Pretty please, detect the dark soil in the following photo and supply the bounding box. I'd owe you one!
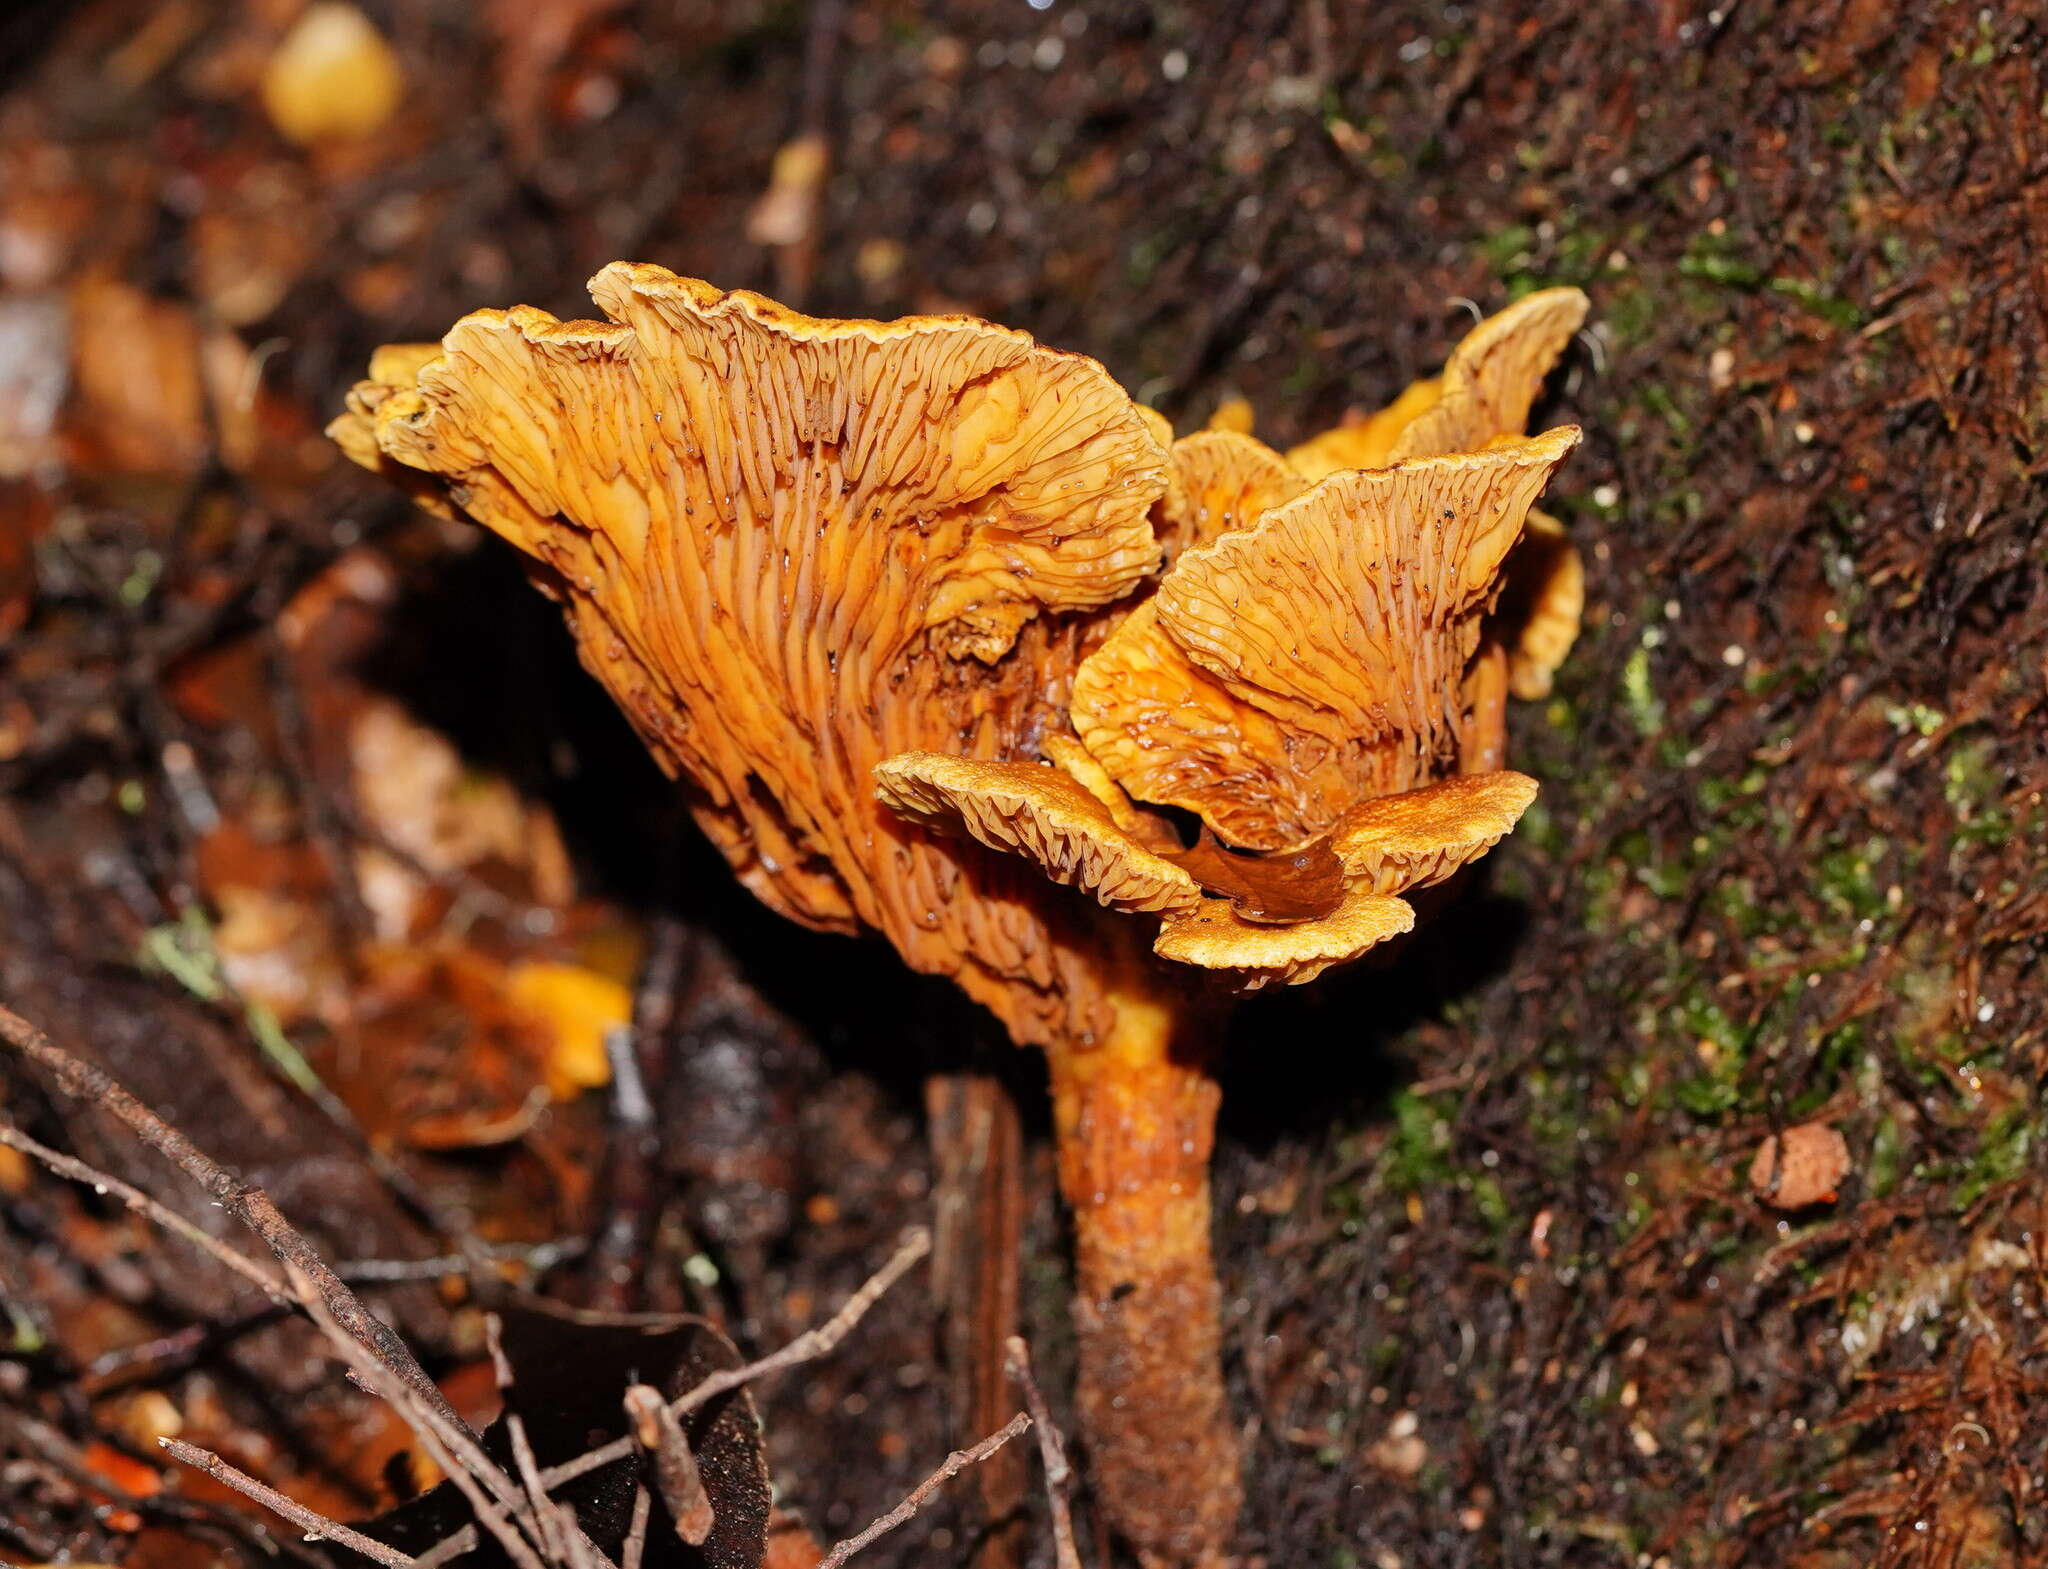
[4,3,2046,1567]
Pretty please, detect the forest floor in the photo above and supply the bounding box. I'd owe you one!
[3,2,2047,1567]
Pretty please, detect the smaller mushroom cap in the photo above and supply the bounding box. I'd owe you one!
[1040,731,1177,849]
[1154,884,1415,990]
[367,341,442,387]
[1204,395,1256,435]
[1329,772,1539,895]
[1286,377,1443,482]
[875,753,1202,917]
[1282,290,1590,730]
[1498,509,1583,700]
[1072,427,1580,850]
[1387,288,1590,464]
[1155,430,1309,567]
[1287,288,1588,480]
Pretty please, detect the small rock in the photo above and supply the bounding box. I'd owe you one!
[1749,1122,1851,1209]
[1366,1410,1427,1479]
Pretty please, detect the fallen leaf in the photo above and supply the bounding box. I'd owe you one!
[504,959,627,1098]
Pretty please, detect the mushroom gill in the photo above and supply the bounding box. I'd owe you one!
[333,265,1584,1568]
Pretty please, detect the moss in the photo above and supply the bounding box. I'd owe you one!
[1677,228,1763,289]
[1622,645,1665,735]
[1384,1088,1454,1193]
[1478,222,1539,280]
[1814,836,1891,924]
[1954,1105,2034,1209]
[1126,231,1170,286]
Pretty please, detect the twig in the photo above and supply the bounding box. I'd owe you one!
[588,908,687,1310]
[487,1315,569,1565]
[620,1485,652,1569]
[814,1413,1032,1569]
[483,1315,622,1569]
[410,1527,479,1569]
[159,1438,416,1569]
[304,1294,550,1569]
[625,1384,713,1544]
[0,1003,462,1430]
[540,1226,931,1490]
[339,1237,586,1283]
[1004,1336,1083,1569]
[0,1115,288,1306]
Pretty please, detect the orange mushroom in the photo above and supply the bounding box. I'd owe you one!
[1289,287,1591,702]
[332,266,1582,1567]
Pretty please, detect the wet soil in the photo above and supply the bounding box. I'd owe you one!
[4,3,2047,1567]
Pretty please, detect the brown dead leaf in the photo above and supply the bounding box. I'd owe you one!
[66,276,207,478]
[486,0,629,164]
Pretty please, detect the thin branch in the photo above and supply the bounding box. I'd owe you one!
[159,1439,416,1569]
[488,1315,569,1566]
[625,1384,712,1545]
[541,1226,931,1491]
[1005,1336,1083,1569]
[339,1237,585,1283]
[620,1485,651,1569]
[311,1298,551,1569]
[410,1526,479,1569]
[484,1315,621,1569]
[0,1003,460,1429]
[815,1413,1032,1569]
[0,1115,288,1305]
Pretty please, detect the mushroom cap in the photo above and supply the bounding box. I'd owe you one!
[1204,394,1256,435]
[1385,287,1589,465]
[874,752,1201,917]
[1153,884,1416,990]
[333,264,1169,1049]
[1154,429,1308,568]
[1499,508,1583,700]
[1281,290,1591,714]
[1286,376,1443,482]
[1040,730,1178,850]
[1330,771,1539,894]
[1071,427,1580,851]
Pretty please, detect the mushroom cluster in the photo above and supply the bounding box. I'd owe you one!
[332,265,1586,1567]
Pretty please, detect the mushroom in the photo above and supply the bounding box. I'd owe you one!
[331,266,1581,1567]
[1288,287,1590,701]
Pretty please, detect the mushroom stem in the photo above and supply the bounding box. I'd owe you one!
[1045,993,1238,1568]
